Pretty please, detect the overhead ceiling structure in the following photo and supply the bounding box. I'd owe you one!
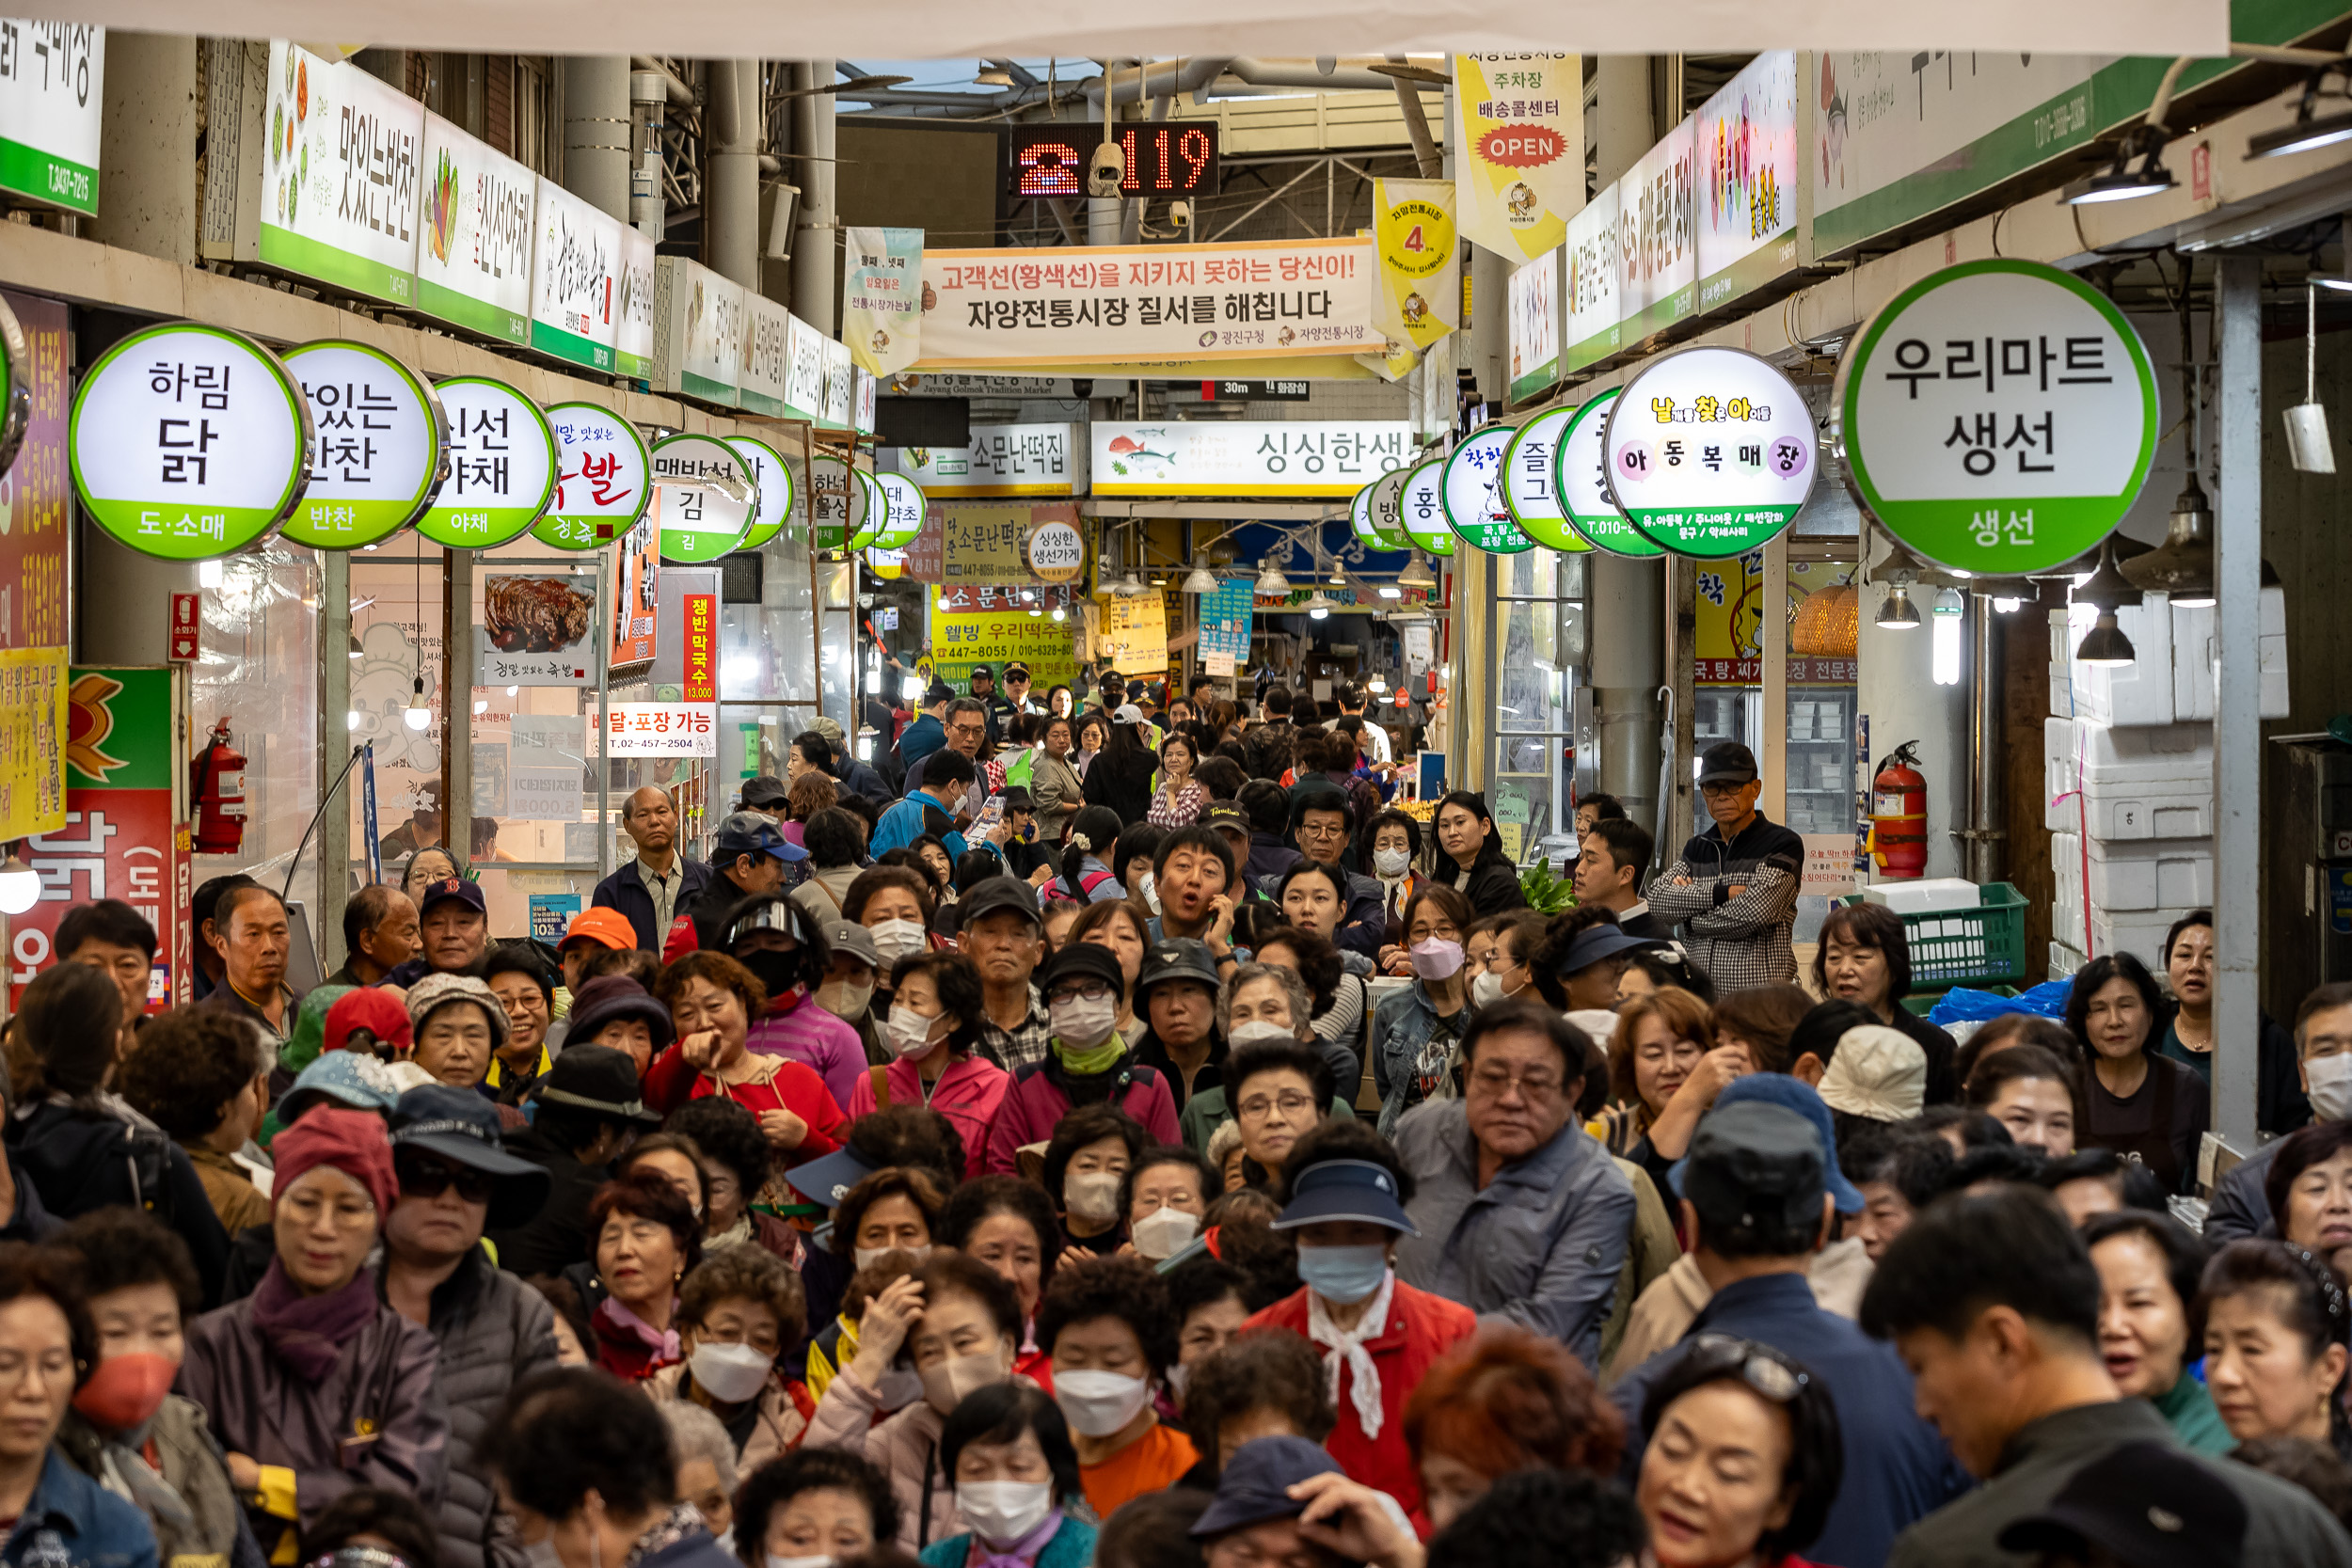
[25,0,2228,56]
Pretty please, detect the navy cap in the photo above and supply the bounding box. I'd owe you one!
[417,877,486,917]
[787,1143,882,1208]
[1271,1157,1417,1236]
[714,811,807,864]
[1191,1437,1344,1539]
[1555,920,1661,977]
[389,1085,549,1229]
[1697,740,1759,786]
[1710,1072,1868,1213]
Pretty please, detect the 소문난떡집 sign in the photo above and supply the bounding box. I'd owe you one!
[70,320,312,562]
[413,375,556,548]
[1603,347,1817,560]
[1834,257,2158,577]
[533,403,650,552]
[279,341,448,550]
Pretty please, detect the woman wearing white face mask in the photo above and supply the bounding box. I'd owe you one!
[804,1254,1033,1556]
[1175,962,1360,1160]
[848,869,941,1005]
[1370,887,1476,1138]
[922,1383,1095,1568]
[1365,810,1429,978]
[800,1170,950,1401]
[1038,1256,1200,1518]
[845,953,1009,1182]
[1243,1119,1475,1520]
[1041,1104,1146,1257]
[649,1248,811,1470]
[1470,912,1546,1014]
[1118,1148,1216,1265]
[981,943,1181,1176]
[484,1368,738,1568]
[732,1448,898,1568]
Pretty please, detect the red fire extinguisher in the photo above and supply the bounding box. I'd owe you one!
[1868,741,1928,881]
[190,718,247,857]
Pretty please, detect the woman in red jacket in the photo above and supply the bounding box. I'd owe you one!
[646,951,848,1170]
[1241,1118,1474,1521]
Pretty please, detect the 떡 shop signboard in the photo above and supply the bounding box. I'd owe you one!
[890,423,1083,498]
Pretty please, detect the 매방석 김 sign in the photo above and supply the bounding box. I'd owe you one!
[279,341,449,550]
[70,321,312,562]
[1604,346,1816,560]
[650,434,754,563]
[1835,258,2158,576]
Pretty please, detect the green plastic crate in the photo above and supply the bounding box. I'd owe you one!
[1841,882,2029,991]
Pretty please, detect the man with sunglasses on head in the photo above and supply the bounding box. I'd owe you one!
[381,1085,558,1568]
[1644,741,1804,990]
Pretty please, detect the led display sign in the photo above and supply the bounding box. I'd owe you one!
[1010,123,1217,200]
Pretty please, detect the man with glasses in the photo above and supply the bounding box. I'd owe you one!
[1608,1082,1966,1568]
[1391,998,1633,1371]
[904,697,993,816]
[984,942,1180,1172]
[1645,740,1804,989]
[380,1085,557,1568]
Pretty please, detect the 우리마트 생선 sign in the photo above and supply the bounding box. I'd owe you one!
[70,322,311,561]
[414,376,556,548]
[1604,347,1816,559]
[279,341,449,549]
[1440,425,1534,553]
[533,403,649,551]
[1834,257,2157,576]
[1555,390,1661,558]
[1502,405,1591,554]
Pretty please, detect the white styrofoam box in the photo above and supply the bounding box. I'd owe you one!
[2053,830,2083,929]
[2067,599,2177,727]
[1861,877,1984,915]
[2048,609,2074,718]
[2042,716,2214,838]
[2050,941,2087,980]
[2084,833,2214,912]
[2090,907,2177,965]
[2168,585,2291,721]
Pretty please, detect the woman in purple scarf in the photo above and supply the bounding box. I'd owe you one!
[920,1383,1096,1568]
[178,1105,450,1561]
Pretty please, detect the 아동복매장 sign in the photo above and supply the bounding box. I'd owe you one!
[415,112,533,345]
[1605,345,1817,559]
[279,340,449,549]
[260,42,421,308]
[533,403,649,552]
[1451,55,1583,262]
[0,22,103,216]
[1555,390,1661,559]
[1440,425,1534,554]
[414,376,556,548]
[71,322,312,562]
[1834,258,2157,576]
[650,434,754,563]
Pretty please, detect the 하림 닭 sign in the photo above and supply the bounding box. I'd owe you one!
[533,403,650,551]
[1554,390,1660,558]
[414,376,557,548]
[1501,404,1591,553]
[1834,257,2158,576]
[279,341,448,549]
[1439,425,1534,553]
[1603,347,1816,559]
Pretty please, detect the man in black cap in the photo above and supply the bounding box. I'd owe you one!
[1000,661,1041,720]
[967,663,1007,746]
[663,811,807,958]
[1133,938,1226,1111]
[960,876,1054,1069]
[380,1085,557,1568]
[1611,1095,1965,1568]
[385,876,492,986]
[1646,739,1804,989]
[739,774,791,822]
[1998,1441,2248,1568]
[488,1043,661,1276]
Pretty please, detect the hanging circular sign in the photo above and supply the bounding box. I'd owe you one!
[1440,425,1535,554]
[724,435,794,550]
[1554,390,1661,558]
[1603,347,1818,560]
[1359,467,1415,552]
[1501,405,1592,553]
[872,471,928,550]
[1836,257,2159,575]
[1397,456,1454,557]
[70,321,312,562]
[0,294,29,484]
[278,341,449,551]
[808,455,864,552]
[866,546,905,580]
[1026,517,1085,583]
[849,470,887,549]
[531,403,649,552]
[415,376,557,549]
[651,434,755,562]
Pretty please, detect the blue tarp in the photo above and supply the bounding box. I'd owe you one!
[1927,977,2075,1027]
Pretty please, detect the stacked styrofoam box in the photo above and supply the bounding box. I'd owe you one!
[2056,587,2292,727]
[2043,703,2216,975]
[2166,586,2292,721]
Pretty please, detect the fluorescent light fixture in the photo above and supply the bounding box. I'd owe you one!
[2062,125,2176,205]
[1931,588,1965,686]
[2249,105,2352,161]
[1378,585,1403,599]
[1397,552,1437,591]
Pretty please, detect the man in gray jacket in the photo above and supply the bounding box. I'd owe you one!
[1392,999,1635,1370]
[381,1086,560,1568]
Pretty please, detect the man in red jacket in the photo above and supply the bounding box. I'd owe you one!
[984,942,1179,1173]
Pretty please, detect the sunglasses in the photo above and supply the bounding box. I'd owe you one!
[396,1152,496,1204]
[1685,1334,1811,1402]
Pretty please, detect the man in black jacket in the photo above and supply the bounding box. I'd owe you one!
[663,813,803,958]
[1646,741,1804,990]
[487,1046,660,1277]
[590,785,712,953]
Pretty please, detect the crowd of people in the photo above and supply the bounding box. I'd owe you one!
[0,664,2346,1568]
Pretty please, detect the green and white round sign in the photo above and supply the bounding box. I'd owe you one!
[1553,391,1661,558]
[1502,405,1592,553]
[279,341,449,550]
[1397,456,1454,557]
[1359,468,1415,552]
[1440,425,1534,553]
[533,404,650,552]
[1836,257,2158,575]
[809,455,865,552]
[71,321,312,561]
[651,434,755,562]
[1603,345,1817,561]
[725,435,794,550]
[849,470,887,550]
[872,471,928,549]
[416,377,557,548]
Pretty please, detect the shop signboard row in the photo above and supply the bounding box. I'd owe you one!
[61,319,932,564]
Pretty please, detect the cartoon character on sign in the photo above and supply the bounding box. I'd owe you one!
[350,622,440,772]
[1506,182,1538,219]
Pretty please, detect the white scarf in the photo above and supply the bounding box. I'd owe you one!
[1306,1269,1395,1441]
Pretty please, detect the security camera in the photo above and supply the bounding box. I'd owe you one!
[1168,199,1193,231]
[1089,141,1125,197]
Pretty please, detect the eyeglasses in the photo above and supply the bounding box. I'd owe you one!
[1236,1092,1314,1119]
[396,1153,496,1204]
[1048,982,1113,1006]
[1468,1064,1562,1100]
[1685,1334,1810,1402]
[1700,782,1753,800]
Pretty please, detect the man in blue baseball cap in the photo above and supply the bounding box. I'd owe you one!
[1610,1083,1968,1568]
[663,811,808,958]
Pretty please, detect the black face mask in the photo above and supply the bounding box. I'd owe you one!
[737,947,802,998]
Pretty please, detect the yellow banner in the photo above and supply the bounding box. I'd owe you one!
[1101,594,1168,676]
[1371,179,1458,354]
[1452,55,1584,261]
[0,645,68,839]
[925,594,1081,691]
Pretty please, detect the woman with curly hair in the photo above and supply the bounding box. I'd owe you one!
[1037,1255,1197,1518]
[1404,1325,1626,1530]
[650,1245,813,1468]
[647,951,848,1166]
[733,1447,900,1568]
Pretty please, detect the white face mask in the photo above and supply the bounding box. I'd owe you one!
[2312,1053,2352,1122]
[1228,1019,1295,1047]
[869,918,929,963]
[1049,994,1120,1052]
[956,1481,1056,1548]
[884,1006,943,1059]
[816,978,873,1021]
[1374,847,1412,879]
[1063,1170,1121,1225]
[1470,971,1507,1009]
[920,1347,1008,1415]
[769,1556,833,1568]
[1131,1207,1200,1261]
[853,1243,933,1273]
[687,1339,772,1404]
[1053,1369,1152,1436]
